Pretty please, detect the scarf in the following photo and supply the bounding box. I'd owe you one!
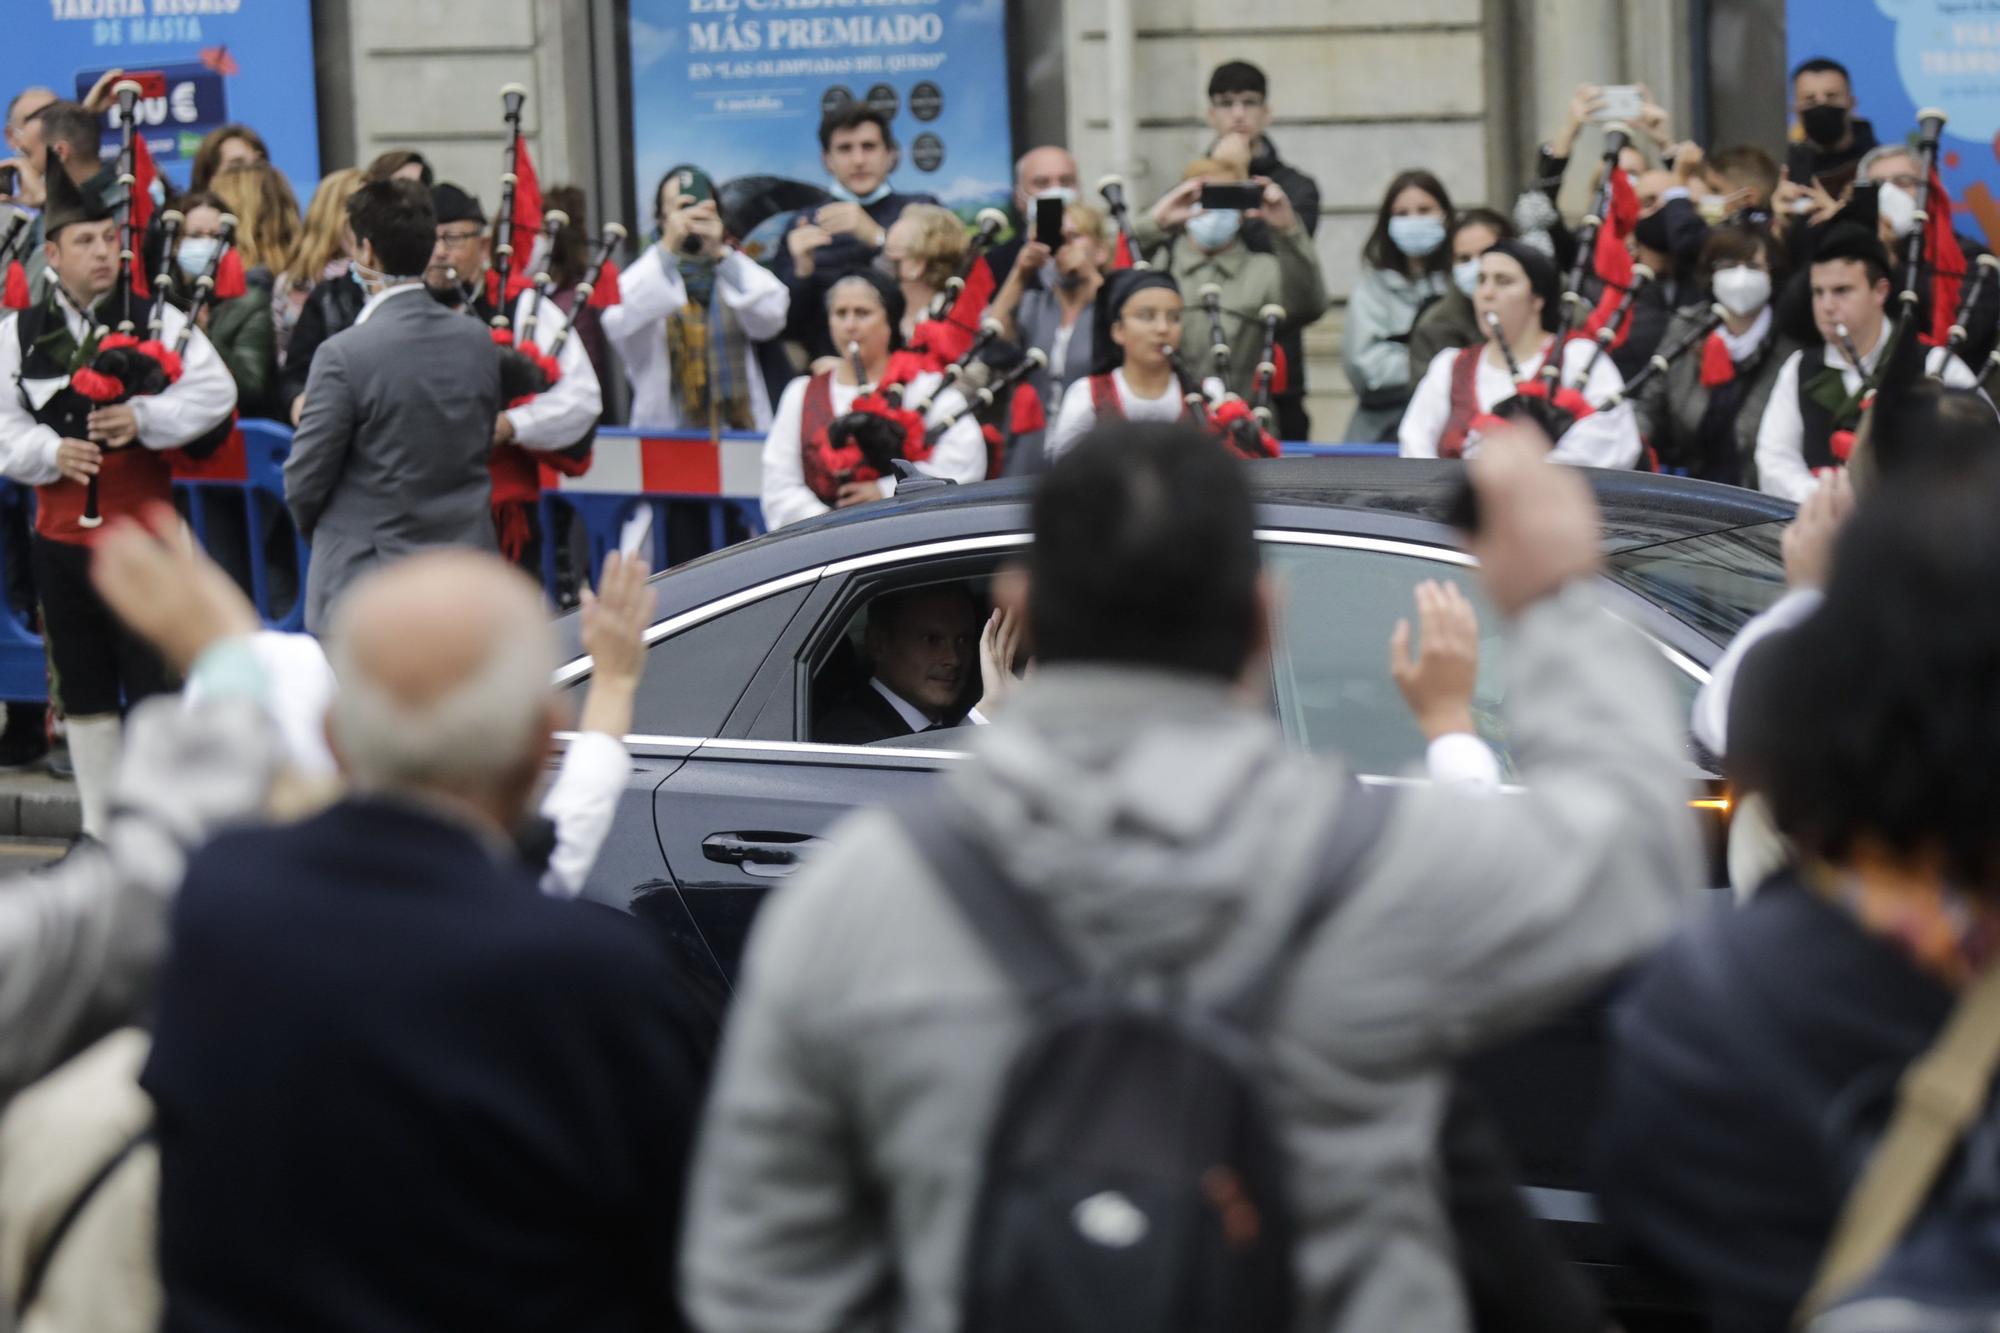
[668,257,754,436]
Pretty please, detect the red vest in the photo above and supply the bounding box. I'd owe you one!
[1087,372,1188,424]
[1435,345,1487,460]
[37,450,173,546]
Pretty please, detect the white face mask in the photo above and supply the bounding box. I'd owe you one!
[1711,264,1772,318]
[1877,180,1919,239]
[1452,257,1481,298]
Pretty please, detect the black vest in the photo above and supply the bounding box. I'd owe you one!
[1794,348,1868,472]
[13,292,156,439]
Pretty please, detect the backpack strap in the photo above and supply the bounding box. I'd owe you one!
[894,791,1085,1003]
[1795,953,2000,1326]
[1212,782,1392,1026]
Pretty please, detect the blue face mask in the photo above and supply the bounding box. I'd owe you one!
[1186,208,1242,252]
[176,236,222,279]
[828,179,893,207]
[1388,214,1447,259]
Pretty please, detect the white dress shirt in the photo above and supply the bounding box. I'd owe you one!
[759,370,987,530]
[0,285,237,485]
[1398,338,1641,469]
[1754,333,1982,502]
[502,287,603,450]
[1045,368,1187,461]
[602,246,789,431]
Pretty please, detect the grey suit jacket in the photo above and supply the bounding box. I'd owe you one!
[285,288,502,632]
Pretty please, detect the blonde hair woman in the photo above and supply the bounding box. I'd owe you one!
[208,161,302,277]
[880,203,968,340]
[273,167,364,363]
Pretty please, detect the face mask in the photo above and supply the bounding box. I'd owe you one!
[1877,180,1919,238]
[351,256,399,297]
[1711,265,1771,318]
[1186,208,1242,252]
[829,179,893,207]
[1452,257,1481,298]
[873,253,900,279]
[1388,214,1446,259]
[175,236,222,278]
[1800,104,1849,148]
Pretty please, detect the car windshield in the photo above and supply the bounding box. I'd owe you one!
[1603,522,1789,643]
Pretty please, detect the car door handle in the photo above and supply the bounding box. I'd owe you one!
[702,832,820,869]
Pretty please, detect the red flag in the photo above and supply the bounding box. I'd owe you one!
[1606,166,1639,239]
[128,133,156,297]
[1113,232,1135,270]
[588,257,621,308]
[213,247,246,300]
[1008,381,1045,435]
[3,261,26,310]
[943,255,996,331]
[1921,168,1965,349]
[1580,169,1640,346]
[1271,344,1288,394]
[510,138,543,281]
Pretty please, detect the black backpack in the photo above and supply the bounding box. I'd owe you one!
[894,784,1388,1333]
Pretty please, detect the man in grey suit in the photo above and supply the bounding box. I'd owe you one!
[285,179,501,633]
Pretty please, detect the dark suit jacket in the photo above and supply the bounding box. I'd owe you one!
[285,288,503,631]
[142,798,705,1333]
[815,680,921,745]
[768,189,940,358]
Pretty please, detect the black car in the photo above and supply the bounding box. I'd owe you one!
[554,457,1791,1324]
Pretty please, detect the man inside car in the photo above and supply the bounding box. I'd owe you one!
[815,584,1023,744]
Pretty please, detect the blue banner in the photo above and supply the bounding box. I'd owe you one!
[1,2,319,196]
[1787,0,2000,247]
[627,0,1013,256]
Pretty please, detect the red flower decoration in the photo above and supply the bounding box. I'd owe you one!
[1209,397,1280,459]
[490,328,515,347]
[1830,429,1857,462]
[136,340,183,384]
[69,367,124,403]
[97,333,140,352]
[3,261,28,312]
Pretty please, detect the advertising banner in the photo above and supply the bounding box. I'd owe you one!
[1788,0,2000,245]
[2,2,319,195]
[628,0,1013,254]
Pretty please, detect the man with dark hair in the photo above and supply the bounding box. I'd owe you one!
[1783,57,1878,197]
[1201,58,1322,439]
[284,179,502,631]
[1754,223,1984,501]
[814,583,1007,744]
[770,103,939,359]
[684,419,1702,1333]
[364,147,432,186]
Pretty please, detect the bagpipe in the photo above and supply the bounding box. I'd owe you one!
[1097,175,1148,271]
[807,340,937,495]
[70,81,202,528]
[1169,288,1282,459]
[1543,122,1643,397]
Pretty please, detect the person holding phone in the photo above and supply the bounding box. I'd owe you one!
[1341,170,1456,442]
[1129,158,1327,416]
[988,201,1112,435]
[1779,58,1879,212]
[603,164,790,433]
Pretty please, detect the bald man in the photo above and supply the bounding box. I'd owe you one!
[144,550,705,1333]
[984,144,1081,286]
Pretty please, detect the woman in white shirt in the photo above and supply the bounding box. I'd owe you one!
[1399,239,1641,469]
[1045,270,1198,460]
[759,268,986,529]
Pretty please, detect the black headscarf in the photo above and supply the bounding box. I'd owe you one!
[1089,269,1182,376]
[824,265,907,353]
[1484,238,1562,333]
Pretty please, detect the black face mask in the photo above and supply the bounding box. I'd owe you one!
[1800,104,1850,148]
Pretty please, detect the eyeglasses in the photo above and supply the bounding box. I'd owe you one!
[435,229,485,246]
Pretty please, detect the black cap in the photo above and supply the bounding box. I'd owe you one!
[1485,238,1562,333]
[42,165,113,240]
[1813,221,1891,280]
[1090,269,1181,375]
[429,182,487,228]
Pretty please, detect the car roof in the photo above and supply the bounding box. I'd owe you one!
[553,458,1793,657]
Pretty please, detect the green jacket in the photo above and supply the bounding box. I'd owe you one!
[1131,212,1328,397]
[199,289,276,419]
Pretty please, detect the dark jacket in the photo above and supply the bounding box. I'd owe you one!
[279,272,366,418]
[1595,873,1954,1333]
[186,284,276,419]
[1243,134,1322,438]
[142,797,707,1333]
[768,189,940,359]
[1408,288,1479,377]
[1785,117,1881,193]
[1632,303,1797,487]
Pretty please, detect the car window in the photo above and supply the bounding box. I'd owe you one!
[585,584,813,737]
[1263,542,1703,778]
[1604,522,1788,643]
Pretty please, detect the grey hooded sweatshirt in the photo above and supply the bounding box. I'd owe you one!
[681,582,1700,1333]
